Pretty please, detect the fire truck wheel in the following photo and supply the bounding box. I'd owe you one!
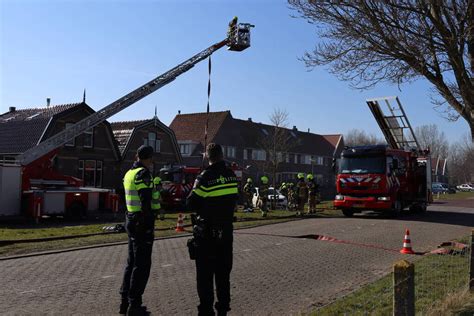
[410,203,427,213]
[342,209,354,217]
[66,202,87,220]
[391,199,402,217]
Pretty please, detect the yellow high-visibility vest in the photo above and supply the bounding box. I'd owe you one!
[123,167,154,213]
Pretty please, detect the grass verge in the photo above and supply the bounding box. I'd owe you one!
[313,236,471,315]
[0,201,336,257]
[433,191,474,200]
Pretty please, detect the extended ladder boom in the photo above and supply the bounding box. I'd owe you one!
[18,20,254,166]
[366,96,420,151]
[19,40,229,165]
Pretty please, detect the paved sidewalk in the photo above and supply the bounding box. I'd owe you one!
[0,204,472,315]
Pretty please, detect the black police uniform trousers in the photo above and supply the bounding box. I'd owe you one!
[195,231,233,316]
[120,212,155,307]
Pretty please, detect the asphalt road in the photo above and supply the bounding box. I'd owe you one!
[0,201,472,315]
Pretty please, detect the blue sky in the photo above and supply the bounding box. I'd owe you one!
[0,0,469,143]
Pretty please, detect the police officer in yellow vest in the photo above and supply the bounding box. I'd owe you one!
[120,145,160,316]
[187,143,238,316]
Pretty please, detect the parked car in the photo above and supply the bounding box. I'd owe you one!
[252,187,288,208]
[432,183,448,194]
[456,183,474,192]
[440,183,456,194]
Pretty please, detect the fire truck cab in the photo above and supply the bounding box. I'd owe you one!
[334,96,432,217]
[159,166,200,210]
[334,145,431,217]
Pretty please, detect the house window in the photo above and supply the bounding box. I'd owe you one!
[78,160,102,187]
[295,154,301,164]
[84,128,94,148]
[303,155,312,165]
[277,152,283,163]
[65,123,75,147]
[243,149,248,160]
[252,149,266,161]
[316,156,324,165]
[180,144,190,155]
[224,146,236,158]
[144,132,161,153]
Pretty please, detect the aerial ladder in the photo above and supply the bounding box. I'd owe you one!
[18,21,254,166]
[0,20,254,218]
[366,96,420,150]
[366,95,432,203]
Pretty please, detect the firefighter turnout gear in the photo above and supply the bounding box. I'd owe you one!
[187,160,239,315]
[243,178,254,212]
[120,160,156,315]
[307,176,320,214]
[296,176,308,215]
[258,177,269,217]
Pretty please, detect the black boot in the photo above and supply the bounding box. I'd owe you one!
[119,300,129,314]
[126,305,149,316]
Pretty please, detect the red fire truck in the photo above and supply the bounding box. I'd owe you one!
[334,97,432,217]
[159,166,201,210]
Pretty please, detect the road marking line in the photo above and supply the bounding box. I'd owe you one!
[242,249,252,252]
[101,275,114,279]
[275,243,283,246]
[20,290,36,294]
[162,264,173,267]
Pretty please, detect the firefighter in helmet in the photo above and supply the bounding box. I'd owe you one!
[306,174,319,214]
[258,175,269,217]
[153,176,165,220]
[296,173,308,216]
[243,177,254,212]
[279,182,288,210]
[287,182,297,211]
[227,16,238,42]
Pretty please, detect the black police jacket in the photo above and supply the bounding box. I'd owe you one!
[186,160,238,227]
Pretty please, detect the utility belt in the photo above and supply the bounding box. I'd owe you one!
[187,214,232,260]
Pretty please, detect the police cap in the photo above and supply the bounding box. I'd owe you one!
[137,145,154,159]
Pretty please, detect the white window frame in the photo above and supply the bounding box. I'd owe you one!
[226,146,236,158]
[243,149,248,160]
[83,128,94,148]
[180,144,190,155]
[65,123,75,147]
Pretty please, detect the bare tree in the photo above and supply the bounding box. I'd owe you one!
[415,124,449,158]
[344,128,385,146]
[448,133,474,183]
[289,1,474,141]
[259,108,293,190]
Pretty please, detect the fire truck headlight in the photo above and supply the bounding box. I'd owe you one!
[74,193,81,196]
[335,195,344,200]
[377,196,390,201]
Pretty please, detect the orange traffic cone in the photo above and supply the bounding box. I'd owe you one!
[175,213,185,232]
[400,229,415,254]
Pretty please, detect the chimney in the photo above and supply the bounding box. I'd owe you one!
[293,125,297,131]
[9,106,16,112]
[46,98,51,107]
[308,128,310,133]
[248,117,252,122]
[178,110,181,115]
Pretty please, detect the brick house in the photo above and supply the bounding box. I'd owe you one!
[110,116,182,189]
[0,102,121,188]
[170,110,344,197]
